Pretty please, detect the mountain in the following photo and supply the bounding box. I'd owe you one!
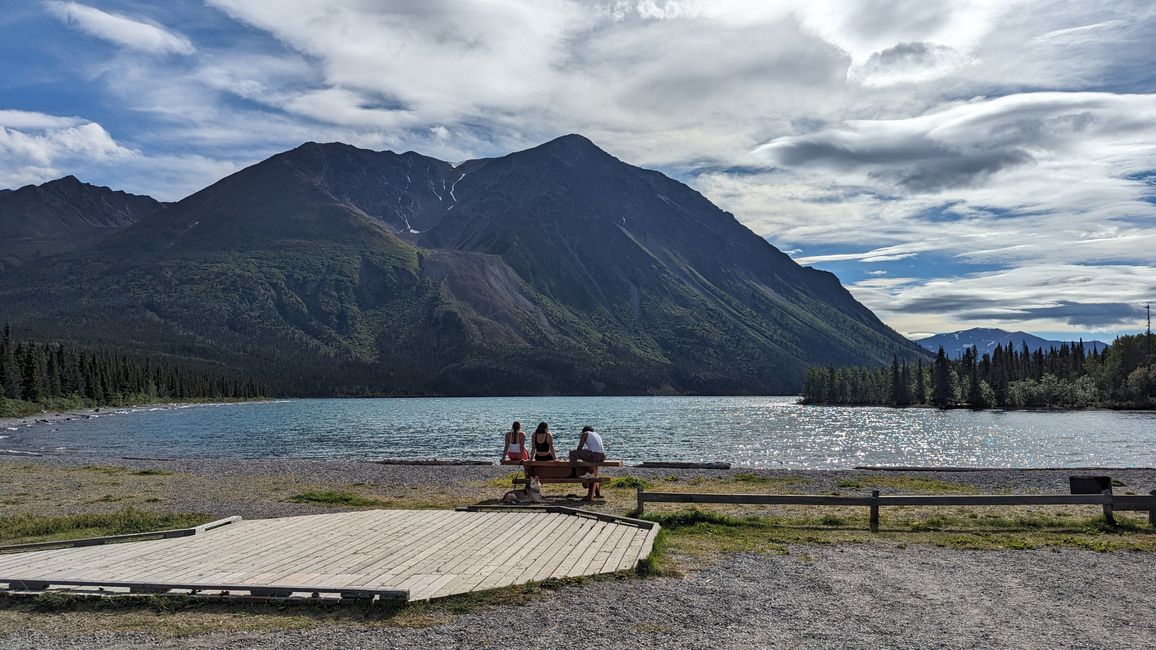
[914,328,1109,358]
[0,135,928,396]
[0,176,165,269]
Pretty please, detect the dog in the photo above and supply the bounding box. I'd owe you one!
[502,476,543,504]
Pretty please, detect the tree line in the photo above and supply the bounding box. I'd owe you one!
[801,334,1155,409]
[0,323,264,414]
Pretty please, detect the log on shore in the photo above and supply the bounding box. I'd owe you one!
[636,461,730,469]
[373,458,493,466]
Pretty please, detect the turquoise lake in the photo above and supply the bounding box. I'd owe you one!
[3,397,1154,468]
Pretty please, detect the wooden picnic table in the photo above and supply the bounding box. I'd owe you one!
[500,459,623,501]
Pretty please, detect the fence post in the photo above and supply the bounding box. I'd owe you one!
[1149,490,1155,527]
[1102,488,1116,526]
[869,490,880,533]
[636,486,644,516]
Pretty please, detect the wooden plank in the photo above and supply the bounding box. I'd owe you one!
[392,512,519,581]
[458,514,571,591]
[526,517,598,582]
[341,510,473,582]
[878,494,1112,506]
[0,577,406,599]
[497,516,586,587]
[643,492,873,506]
[470,514,577,592]
[1113,494,1156,510]
[356,512,502,581]
[435,512,541,576]
[439,511,557,587]
[344,512,501,586]
[590,523,631,575]
[547,518,601,579]
[301,510,433,578]
[563,521,618,578]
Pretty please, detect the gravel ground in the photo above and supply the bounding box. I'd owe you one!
[3,453,1155,522]
[3,444,1155,649]
[9,454,1156,494]
[3,545,1154,649]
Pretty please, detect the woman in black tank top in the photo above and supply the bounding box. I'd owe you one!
[531,421,556,461]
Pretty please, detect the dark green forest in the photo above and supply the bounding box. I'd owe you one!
[0,323,264,417]
[801,334,1156,409]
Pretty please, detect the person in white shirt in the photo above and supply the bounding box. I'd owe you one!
[568,425,606,473]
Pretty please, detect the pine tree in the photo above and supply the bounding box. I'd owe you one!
[21,344,43,402]
[931,347,953,408]
[914,359,926,404]
[888,355,901,406]
[0,323,17,399]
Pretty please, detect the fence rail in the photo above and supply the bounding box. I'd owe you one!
[635,488,1156,532]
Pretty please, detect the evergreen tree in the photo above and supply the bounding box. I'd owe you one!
[0,323,17,399]
[888,355,901,406]
[914,359,926,404]
[931,347,953,408]
[21,344,43,402]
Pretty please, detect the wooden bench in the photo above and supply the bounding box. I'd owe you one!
[500,459,623,501]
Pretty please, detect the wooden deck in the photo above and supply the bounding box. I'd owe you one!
[0,508,659,602]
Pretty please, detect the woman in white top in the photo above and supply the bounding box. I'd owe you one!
[503,421,527,462]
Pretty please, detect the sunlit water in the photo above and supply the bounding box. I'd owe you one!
[3,397,1154,468]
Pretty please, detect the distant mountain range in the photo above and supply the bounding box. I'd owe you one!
[0,175,164,270]
[0,135,927,395]
[914,328,1110,358]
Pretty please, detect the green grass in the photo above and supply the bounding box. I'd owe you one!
[0,509,215,545]
[641,507,1156,565]
[732,473,812,488]
[836,475,979,494]
[287,491,390,507]
[606,476,650,489]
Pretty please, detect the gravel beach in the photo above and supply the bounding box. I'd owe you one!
[2,545,1154,649]
[2,448,1155,648]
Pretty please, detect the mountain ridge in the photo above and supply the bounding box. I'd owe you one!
[0,175,165,269]
[914,327,1110,358]
[0,136,928,395]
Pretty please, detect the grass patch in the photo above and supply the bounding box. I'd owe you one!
[0,509,214,545]
[77,465,129,476]
[484,472,524,488]
[84,495,126,504]
[837,475,979,494]
[642,506,1156,565]
[732,473,811,488]
[606,476,650,489]
[287,491,390,507]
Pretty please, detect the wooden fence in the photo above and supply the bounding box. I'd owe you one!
[634,488,1156,532]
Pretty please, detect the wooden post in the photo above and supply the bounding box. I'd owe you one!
[636,487,645,516]
[1102,488,1116,526]
[1149,490,1155,527]
[870,490,880,533]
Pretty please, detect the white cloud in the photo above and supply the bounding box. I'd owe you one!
[0,112,133,186]
[45,1,195,55]
[5,0,1156,336]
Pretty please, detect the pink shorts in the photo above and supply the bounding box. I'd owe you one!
[507,451,526,461]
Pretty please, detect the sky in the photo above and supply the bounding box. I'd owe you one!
[1,1,1154,342]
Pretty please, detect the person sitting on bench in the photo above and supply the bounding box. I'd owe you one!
[531,421,557,461]
[503,421,527,462]
[568,425,606,476]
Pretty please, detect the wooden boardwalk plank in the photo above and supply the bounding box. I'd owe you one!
[0,509,649,602]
